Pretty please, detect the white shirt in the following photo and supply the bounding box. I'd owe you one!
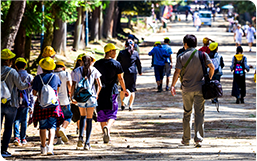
[72,66,101,97]
[37,66,43,75]
[54,69,72,105]
[246,27,256,38]
[235,28,243,39]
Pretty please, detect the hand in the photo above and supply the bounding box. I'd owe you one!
[171,86,176,96]
[124,90,129,97]
[72,99,77,104]
[249,65,253,68]
[139,73,142,76]
[170,64,173,69]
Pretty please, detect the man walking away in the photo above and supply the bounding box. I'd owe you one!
[170,34,215,147]
[162,37,173,91]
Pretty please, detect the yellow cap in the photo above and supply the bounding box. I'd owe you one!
[164,37,169,40]
[42,46,56,57]
[209,42,218,51]
[1,49,16,60]
[39,57,56,71]
[104,43,116,53]
[203,37,209,45]
[55,60,65,67]
[15,57,27,68]
[154,41,161,46]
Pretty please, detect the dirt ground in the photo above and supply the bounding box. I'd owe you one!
[2,14,257,161]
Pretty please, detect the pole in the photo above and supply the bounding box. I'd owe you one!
[85,10,89,46]
[40,2,44,52]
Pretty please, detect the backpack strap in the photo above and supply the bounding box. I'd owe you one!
[38,74,45,85]
[46,74,54,85]
[23,75,29,83]
[3,69,12,82]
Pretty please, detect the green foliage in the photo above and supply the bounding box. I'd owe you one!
[220,1,256,16]
[1,0,11,23]
[118,1,155,16]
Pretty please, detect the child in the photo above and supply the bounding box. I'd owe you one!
[234,24,244,46]
[71,53,102,150]
[54,61,72,145]
[37,46,56,75]
[32,57,64,155]
[230,46,252,103]
[1,49,31,157]
[13,58,34,146]
[199,37,214,54]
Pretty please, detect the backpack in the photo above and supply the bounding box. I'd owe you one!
[18,75,30,107]
[234,56,245,76]
[73,69,92,103]
[210,53,220,73]
[1,69,12,104]
[38,74,58,108]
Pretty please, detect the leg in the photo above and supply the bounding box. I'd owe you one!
[1,106,17,152]
[20,108,29,141]
[193,91,205,143]
[100,122,108,133]
[85,107,94,144]
[129,92,135,109]
[40,129,47,147]
[48,128,56,147]
[181,91,194,144]
[120,91,125,110]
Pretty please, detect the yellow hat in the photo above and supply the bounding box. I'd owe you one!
[1,49,16,60]
[203,37,209,45]
[84,52,96,62]
[76,53,86,61]
[39,57,56,71]
[154,41,161,46]
[15,57,27,64]
[104,43,116,53]
[209,42,218,51]
[164,37,169,40]
[55,60,65,67]
[42,46,56,57]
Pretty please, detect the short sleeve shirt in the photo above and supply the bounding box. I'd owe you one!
[53,70,72,105]
[33,73,61,93]
[176,48,212,92]
[235,28,243,39]
[72,66,102,96]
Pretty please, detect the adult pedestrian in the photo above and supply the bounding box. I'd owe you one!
[170,34,215,147]
[230,46,252,104]
[234,24,244,46]
[94,43,129,144]
[117,39,142,111]
[148,41,170,92]
[71,53,102,150]
[162,37,173,91]
[194,14,201,32]
[245,23,256,52]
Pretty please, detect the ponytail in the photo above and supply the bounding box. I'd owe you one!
[81,56,92,78]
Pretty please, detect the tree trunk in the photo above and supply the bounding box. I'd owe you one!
[25,35,31,72]
[90,7,100,41]
[42,21,54,52]
[98,5,103,40]
[127,15,132,28]
[73,6,83,51]
[1,0,26,50]
[112,2,119,38]
[116,9,122,33]
[52,18,67,56]
[80,10,85,50]
[103,1,115,39]
[14,23,26,58]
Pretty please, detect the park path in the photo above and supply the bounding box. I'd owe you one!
[4,13,256,160]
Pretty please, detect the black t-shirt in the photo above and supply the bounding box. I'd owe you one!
[94,58,123,94]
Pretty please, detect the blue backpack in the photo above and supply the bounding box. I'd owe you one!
[18,76,30,107]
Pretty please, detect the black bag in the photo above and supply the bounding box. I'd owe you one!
[199,51,223,99]
[71,103,81,122]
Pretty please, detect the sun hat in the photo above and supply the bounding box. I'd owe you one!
[15,57,27,69]
[104,43,117,53]
[1,49,16,60]
[203,37,209,45]
[164,37,170,40]
[209,42,218,51]
[42,46,56,58]
[55,60,65,67]
[154,41,161,46]
[39,57,56,71]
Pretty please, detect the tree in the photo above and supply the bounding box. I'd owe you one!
[103,1,115,39]
[52,18,67,56]
[73,6,84,51]
[1,0,26,50]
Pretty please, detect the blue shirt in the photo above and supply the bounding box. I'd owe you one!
[148,45,170,66]
[32,73,61,93]
[162,44,173,63]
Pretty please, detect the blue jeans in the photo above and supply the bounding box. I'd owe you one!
[1,104,17,151]
[61,105,72,123]
[39,117,57,129]
[13,107,29,140]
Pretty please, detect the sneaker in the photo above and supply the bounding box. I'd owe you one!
[195,141,202,147]
[54,137,64,145]
[84,143,91,150]
[103,126,110,143]
[165,86,170,91]
[47,145,54,155]
[58,127,68,142]
[236,98,240,104]
[1,150,11,157]
[129,107,133,111]
[77,140,83,148]
[21,139,27,145]
[121,106,125,111]
[14,137,22,146]
[241,98,244,103]
[40,145,47,155]
[181,140,189,146]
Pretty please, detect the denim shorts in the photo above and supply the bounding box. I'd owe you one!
[39,117,57,129]
[163,63,171,77]
[61,104,73,123]
[78,96,98,108]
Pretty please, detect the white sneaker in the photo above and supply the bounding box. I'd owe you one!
[103,126,110,143]
[40,145,47,155]
[54,137,64,145]
[58,127,68,142]
[47,145,54,155]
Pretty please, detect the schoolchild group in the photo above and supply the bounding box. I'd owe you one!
[1,38,142,157]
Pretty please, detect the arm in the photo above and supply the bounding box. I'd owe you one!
[170,54,173,69]
[220,56,225,69]
[136,53,142,75]
[244,57,250,72]
[208,63,215,80]
[12,70,30,90]
[230,56,235,71]
[170,68,181,96]
[71,81,76,102]
[33,89,37,96]
[117,73,129,96]
[95,77,102,99]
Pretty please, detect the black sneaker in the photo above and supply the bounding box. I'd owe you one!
[121,106,125,111]
[236,98,240,104]
[129,107,133,111]
[1,150,11,157]
[241,98,244,103]
[165,86,170,91]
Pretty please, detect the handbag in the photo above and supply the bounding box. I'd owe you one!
[199,51,223,99]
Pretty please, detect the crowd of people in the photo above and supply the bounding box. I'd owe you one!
[1,32,254,157]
